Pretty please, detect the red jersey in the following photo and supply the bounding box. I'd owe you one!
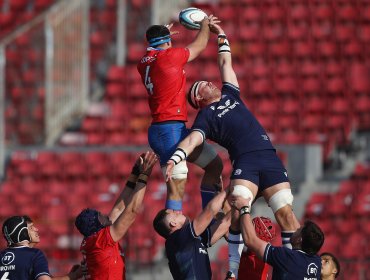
[80,227,125,280]
[238,250,270,280]
[137,47,190,123]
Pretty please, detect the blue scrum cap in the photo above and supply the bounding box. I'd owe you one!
[2,216,31,245]
[75,208,105,238]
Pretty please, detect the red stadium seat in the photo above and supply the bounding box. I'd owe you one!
[239,22,261,41]
[286,21,309,41]
[316,40,338,59]
[326,77,346,96]
[263,22,284,42]
[268,40,291,59]
[292,41,315,59]
[289,4,310,22]
[241,6,260,22]
[336,5,358,22]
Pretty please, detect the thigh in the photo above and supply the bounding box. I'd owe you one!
[148,123,187,166]
[257,150,289,190]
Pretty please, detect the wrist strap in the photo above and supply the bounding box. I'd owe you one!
[131,164,140,176]
[240,205,250,216]
[137,173,148,184]
[218,34,231,53]
[170,148,187,165]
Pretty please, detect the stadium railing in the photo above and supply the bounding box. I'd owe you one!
[0,0,90,178]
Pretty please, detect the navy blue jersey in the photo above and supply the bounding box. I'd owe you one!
[165,222,212,280]
[192,83,274,161]
[264,243,321,280]
[0,246,50,280]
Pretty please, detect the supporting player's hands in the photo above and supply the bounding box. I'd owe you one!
[138,151,158,176]
[165,160,175,182]
[165,23,179,36]
[229,195,251,211]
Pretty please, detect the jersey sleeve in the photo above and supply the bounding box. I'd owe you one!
[222,82,240,97]
[33,250,51,279]
[200,227,212,248]
[191,110,210,141]
[264,243,291,269]
[169,48,190,65]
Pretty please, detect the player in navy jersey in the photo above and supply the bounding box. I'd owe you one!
[153,187,231,280]
[320,252,340,279]
[0,215,82,280]
[231,195,324,280]
[165,22,301,278]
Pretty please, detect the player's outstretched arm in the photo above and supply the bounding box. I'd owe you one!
[110,151,158,242]
[230,196,267,260]
[187,15,220,62]
[209,23,238,87]
[165,131,204,181]
[192,188,229,236]
[209,210,231,245]
[109,154,144,223]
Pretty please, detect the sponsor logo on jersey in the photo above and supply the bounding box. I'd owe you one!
[261,134,269,141]
[234,169,242,176]
[217,99,239,118]
[198,248,208,255]
[1,252,14,266]
[306,263,318,278]
[140,56,156,63]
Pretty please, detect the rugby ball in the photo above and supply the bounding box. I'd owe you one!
[179,7,208,30]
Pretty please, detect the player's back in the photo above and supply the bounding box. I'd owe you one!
[137,47,190,123]
[0,246,50,280]
[238,250,269,280]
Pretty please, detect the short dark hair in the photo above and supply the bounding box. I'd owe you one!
[301,220,324,255]
[320,252,340,278]
[146,25,170,45]
[153,209,171,239]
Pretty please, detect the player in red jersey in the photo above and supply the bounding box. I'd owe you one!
[137,17,223,212]
[75,151,158,280]
[236,217,276,280]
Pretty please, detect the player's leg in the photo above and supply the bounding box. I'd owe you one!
[262,182,300,248]
[187,142,223,209]
[148,122,188,211]
[226,178,258,279]
[258,150,301,248]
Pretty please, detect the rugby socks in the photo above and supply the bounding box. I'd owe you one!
[227,229,244,278]
[200,185,216,209]
[281,231,294,249]
[166,199,182,211]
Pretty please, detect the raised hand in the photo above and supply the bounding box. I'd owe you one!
[138,151,158,176]
[165,23,179,36]
[165,160,175,182]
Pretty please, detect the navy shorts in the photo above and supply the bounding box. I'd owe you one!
[148,121,189,166]
[231,149,289,191]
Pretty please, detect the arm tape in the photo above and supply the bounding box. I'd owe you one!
[218,34,231,53]
[170,148,187,165]
[126,181,136,189]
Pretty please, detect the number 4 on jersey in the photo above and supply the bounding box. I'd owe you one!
[145,66,154,95]
[1,272,10,280]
